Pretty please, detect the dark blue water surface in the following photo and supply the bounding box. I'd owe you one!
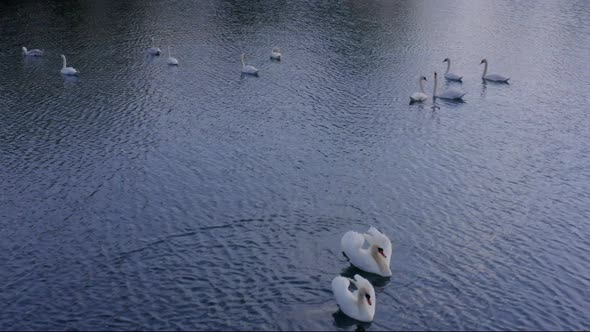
[1,0,590,330]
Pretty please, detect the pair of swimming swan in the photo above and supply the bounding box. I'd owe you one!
[147,38,178,65]
[22,48,79,75]
[332,226,392,322]
[410,72,466,102]
[410,59,510,102]
[241,48,282,75]
[442,58,509,83]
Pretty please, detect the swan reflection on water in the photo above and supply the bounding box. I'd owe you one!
[332,309,371,331]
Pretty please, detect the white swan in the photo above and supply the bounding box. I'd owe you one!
[270,47,281,60]
[22,46,43,57]
[480,59,509,83]
[241,53,259,75]
[433,71,465,100]
[341,226,392,277]
[332,274,376,322]
[410,76,428,103]
[60,55,79,76]
[147,38,161,56]
[167,46,179,65]
[443,58,462,82]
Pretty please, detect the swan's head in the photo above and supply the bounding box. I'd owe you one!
[480,59,487,64]
[434,71,438,79]
[443,58,449,63]
[421,76,427,81]
[272,47,280,53]
[353,275,375,306]
[60,54,65,60]
[365,227,392,262]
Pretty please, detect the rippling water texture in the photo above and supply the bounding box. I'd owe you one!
[1,0,590,330]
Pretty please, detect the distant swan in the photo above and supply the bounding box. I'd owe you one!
[410,76,428,103]
[22,46,43,57]
[480,59,509,83]
[60,54,79,76]
[167,46,179,65]
[332,274,376,322]
[341,226,392,277]
[433,71,465,100]
[270,47,281,60]
[443,58,462,81]
[241,53,258,75]
[147,38,161,56]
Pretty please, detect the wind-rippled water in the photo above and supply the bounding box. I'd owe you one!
[1,0,590,330]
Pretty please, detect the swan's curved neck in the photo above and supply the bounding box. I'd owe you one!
[419,78,425,94]
[168,46,171,57]
[241,54,245,68]
[370,245,389,274]
[482,61,488,78]
[61,56,67,69]
[445,60,451,74]
[152,38,155,47]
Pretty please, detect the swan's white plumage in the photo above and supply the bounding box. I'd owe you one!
[332,274,376,322]
[270,47,281,60]
[443,58,462,82]
[22,47,43,57]
[148,38,161,56]
[167,46,179,66]
[410,92,428,102]
[437,87,466,100]
[444,72,462,81]
[410,76,428,102]
[60,54,78,76]
[433,72,465,100]
[481,59,509,82]
[241,53,259,75]
[341,226,392,277]
[484,73,509,82]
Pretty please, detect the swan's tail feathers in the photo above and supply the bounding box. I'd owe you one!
[341,231,365,254]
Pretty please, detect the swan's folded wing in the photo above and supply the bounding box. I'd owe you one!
[341,231,365,254]
[366,226,382,237]
[332,276,356,303]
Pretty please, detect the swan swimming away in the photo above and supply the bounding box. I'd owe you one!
[433,71,465,100]
[341,226,392,277]
[480,59,510,83]
[410,76,428,103]
[270,47,281,60]
[22,47,43,57]
[332,274,376,322]
[147,38,161,56]
[443,58,462,82]
[241,53,258,75]
[60,54,79,76]
[167,46,179,66]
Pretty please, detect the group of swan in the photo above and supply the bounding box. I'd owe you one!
[410,58,510,103]
[332,226,392,322]
[147,38,178,66]
[21,45,78,76]
[241,48,282,75]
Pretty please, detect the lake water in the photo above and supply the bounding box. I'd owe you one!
[1,0,589,330]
